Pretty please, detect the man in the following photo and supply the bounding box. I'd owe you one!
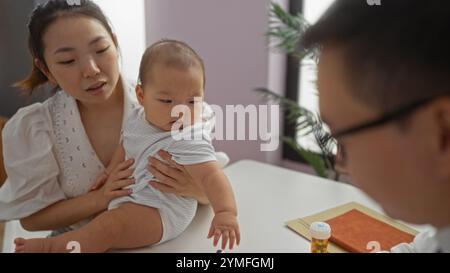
[301,0,450,252]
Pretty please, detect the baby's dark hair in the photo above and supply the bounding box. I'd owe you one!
[138,39,205,88]
[301,0,450,114]
[15,0,117,93]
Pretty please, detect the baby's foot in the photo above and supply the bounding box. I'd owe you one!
[14,237,64,253]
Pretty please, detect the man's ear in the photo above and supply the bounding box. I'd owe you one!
[434,97,450,179]
[34,59,57,84]
[135,84,144,105]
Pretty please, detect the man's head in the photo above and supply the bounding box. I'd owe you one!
[136,39,205,131]
[302,0,450,227]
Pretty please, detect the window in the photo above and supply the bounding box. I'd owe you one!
[93,0,146,81]
[283,0,335,161]
[298,0,335,152]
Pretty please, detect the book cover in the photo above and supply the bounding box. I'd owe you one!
[326,209,415,252]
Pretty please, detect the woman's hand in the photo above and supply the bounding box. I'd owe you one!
[89,171,108,192]
[93,158,135,210]
[90,143,127,191]
[147,150,209,205]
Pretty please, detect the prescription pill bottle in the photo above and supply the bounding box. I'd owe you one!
[309,222,331,253]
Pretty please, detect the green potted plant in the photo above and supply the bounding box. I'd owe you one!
[256,2,340,180]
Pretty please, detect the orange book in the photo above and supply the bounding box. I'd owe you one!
[325,209,415,253]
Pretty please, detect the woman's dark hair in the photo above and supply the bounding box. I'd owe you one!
[15,0,117,93]
[301,0,450,113]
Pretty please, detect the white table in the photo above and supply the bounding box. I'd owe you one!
[2,159,429,253]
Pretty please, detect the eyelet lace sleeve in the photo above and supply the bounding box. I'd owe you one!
[0,103,65,221]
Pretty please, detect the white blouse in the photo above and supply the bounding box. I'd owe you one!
[0,81,140,227]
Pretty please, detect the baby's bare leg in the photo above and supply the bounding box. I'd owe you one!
[15,203,163,253]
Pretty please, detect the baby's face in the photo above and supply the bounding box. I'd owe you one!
[136,64,204,131]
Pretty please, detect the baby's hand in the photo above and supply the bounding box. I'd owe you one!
[207,211,240,250]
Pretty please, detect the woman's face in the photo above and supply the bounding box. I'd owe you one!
[40,15,120,105]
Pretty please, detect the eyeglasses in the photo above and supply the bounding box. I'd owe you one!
[327,95,440,170]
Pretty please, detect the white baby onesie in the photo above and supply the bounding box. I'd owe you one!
[108,106,217,243]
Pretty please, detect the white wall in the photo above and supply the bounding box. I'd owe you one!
[145,0,284,165]
[93,0,146,82]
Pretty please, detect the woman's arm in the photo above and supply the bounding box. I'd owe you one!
[21,155,135,231]
[20,190,104,231]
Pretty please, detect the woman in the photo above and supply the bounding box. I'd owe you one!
[0,0,219,251]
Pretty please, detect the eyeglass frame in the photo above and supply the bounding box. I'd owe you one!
[326,95,444,170]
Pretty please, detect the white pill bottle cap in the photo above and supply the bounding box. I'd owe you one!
[309,222,331,240]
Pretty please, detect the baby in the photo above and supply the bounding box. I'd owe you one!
[14,39,240,252]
